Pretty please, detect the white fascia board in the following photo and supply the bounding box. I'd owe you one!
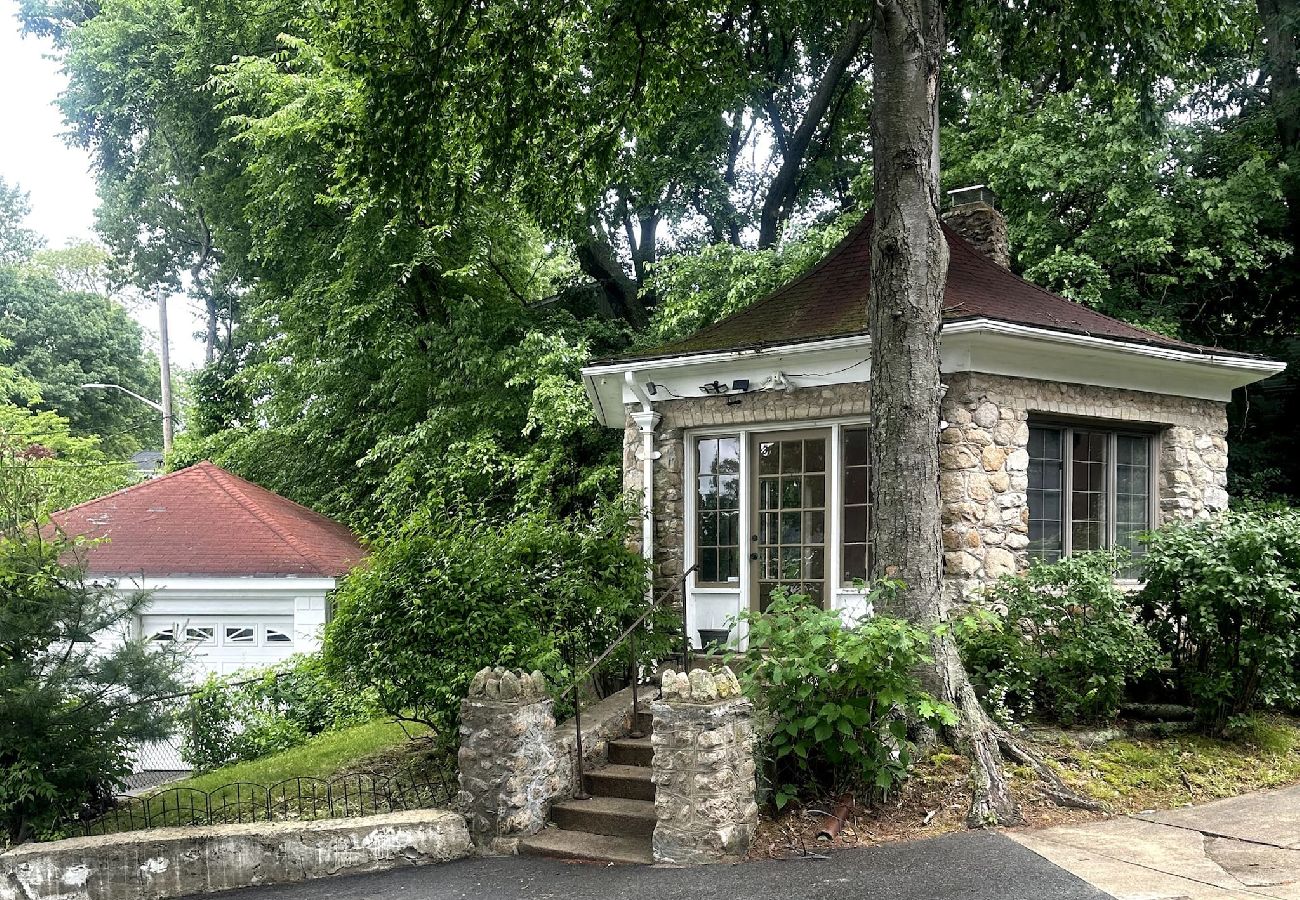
[89,574,338,599]
[582,336,872,427]
[945,321,1285,402]
[581,320,1285,426]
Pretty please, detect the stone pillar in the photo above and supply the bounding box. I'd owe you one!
[650,667,758,865]
[457,667,558,853]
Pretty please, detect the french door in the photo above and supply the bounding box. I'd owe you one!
[752,429,829,611]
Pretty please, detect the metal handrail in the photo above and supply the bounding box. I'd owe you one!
[562,563,697,799]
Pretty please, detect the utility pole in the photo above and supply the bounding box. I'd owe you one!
[157,285,175,454]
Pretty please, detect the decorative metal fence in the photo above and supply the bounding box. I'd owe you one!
[59,769,459,838]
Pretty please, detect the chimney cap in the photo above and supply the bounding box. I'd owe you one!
[946,185,998,209]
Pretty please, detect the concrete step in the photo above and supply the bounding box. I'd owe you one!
[517,828,653,865]
[585,764,655,802]
[549,796,656,838]
[607,736,654,767]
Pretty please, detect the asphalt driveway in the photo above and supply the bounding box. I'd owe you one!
[1012,784,1300,899]
[214,830,1108,900]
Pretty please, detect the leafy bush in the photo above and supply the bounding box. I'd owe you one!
[958,551,1160,726]
[323,499,652,749]
[180,654,377,771]
[1,460,185,844]
[1139,509,1300,733]
[730,586,955,808]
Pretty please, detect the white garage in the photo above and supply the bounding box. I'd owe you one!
[52,461,364,681]
[52,462,365,779]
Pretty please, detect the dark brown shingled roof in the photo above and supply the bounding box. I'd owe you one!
[619,212,1248,362]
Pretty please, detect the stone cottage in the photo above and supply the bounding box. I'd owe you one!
[580,188,1285,647]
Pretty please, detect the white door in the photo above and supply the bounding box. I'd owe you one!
[140,614,297,679]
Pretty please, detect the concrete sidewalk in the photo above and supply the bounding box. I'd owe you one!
[1011,784,1300,899]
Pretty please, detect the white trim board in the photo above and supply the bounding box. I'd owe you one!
[582,319,1286,426]
[682,420,871,648]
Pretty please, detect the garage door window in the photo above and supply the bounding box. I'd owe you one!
[264,627,293,645]
[148,627,174,642]
[183,625,215,644]
[224,625,256,644]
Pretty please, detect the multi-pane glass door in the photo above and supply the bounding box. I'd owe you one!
[754,431,828,611]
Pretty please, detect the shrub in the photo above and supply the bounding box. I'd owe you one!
[730,586,955,809]
[1139,509,1300,733]
[179,654,378,771]
[958,551,1160,726]
[323,499,653,749]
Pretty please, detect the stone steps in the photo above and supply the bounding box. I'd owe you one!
[549,796,656,838]
[520,704,659,864]
[607,737,654,767]
[516,828,654,865]
[584,764,655,802]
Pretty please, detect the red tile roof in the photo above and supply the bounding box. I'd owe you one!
[50,461,365,578]
[622,212,1252,362]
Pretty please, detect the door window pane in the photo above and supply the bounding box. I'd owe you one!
[841,427,870,584]
[757,434,829,608]
[696,437,741,583]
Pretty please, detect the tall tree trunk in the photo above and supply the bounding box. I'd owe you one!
[867,0,1022,827]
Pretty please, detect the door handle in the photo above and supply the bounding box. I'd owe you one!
[749,552,759,561]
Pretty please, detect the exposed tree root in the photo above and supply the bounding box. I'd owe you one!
[950,667,1101,826]
[994,730,1103,812]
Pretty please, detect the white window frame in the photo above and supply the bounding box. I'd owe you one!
[683,416,873,637]
[1026,421,1159,576]
[223,624,257,645]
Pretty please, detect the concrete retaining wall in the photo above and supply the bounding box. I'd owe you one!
[0,809,470,900]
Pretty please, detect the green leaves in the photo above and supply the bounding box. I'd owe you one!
[729,588,954,805]
[1139,509,1300,733]
[958,550,1161,727]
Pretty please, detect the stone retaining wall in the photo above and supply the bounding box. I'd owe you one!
[0,810,470,900]
[651,667,757,865]
[457,669,637,853]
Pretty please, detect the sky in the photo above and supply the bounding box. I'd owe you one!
[0,0,207,370]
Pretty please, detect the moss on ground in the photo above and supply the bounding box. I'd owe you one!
[1049,715,1300,811]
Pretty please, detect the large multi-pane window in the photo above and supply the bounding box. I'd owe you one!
[695,436,741,583]
[842,428,870,584]
[1027,424,1153,577]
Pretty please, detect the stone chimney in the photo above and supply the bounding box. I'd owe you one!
[942,185,1010,268]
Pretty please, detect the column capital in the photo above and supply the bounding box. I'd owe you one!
[630,409,662,433]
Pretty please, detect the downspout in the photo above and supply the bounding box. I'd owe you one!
[625,372,661,567]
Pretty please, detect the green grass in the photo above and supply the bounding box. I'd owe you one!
[168,719,429,793]
[1051,714,1300,810]
[85,720,441,835]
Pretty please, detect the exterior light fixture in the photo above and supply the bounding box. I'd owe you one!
[645,381,659,396]
[731,379,750,392]
[700,380,728,395]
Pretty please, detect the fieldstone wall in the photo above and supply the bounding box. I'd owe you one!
[942,201,1011,268]
[0,810,470,900]
[651,667,758,865]
[457,668,557,852]
[939,372,1229,602]
[625,372,1229,604]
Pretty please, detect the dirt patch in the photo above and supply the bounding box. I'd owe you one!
[749,716,1300,860]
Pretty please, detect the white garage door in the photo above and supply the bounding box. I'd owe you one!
[141,614,298,679]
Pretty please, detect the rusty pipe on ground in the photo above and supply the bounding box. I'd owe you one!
[816,794,854,842]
